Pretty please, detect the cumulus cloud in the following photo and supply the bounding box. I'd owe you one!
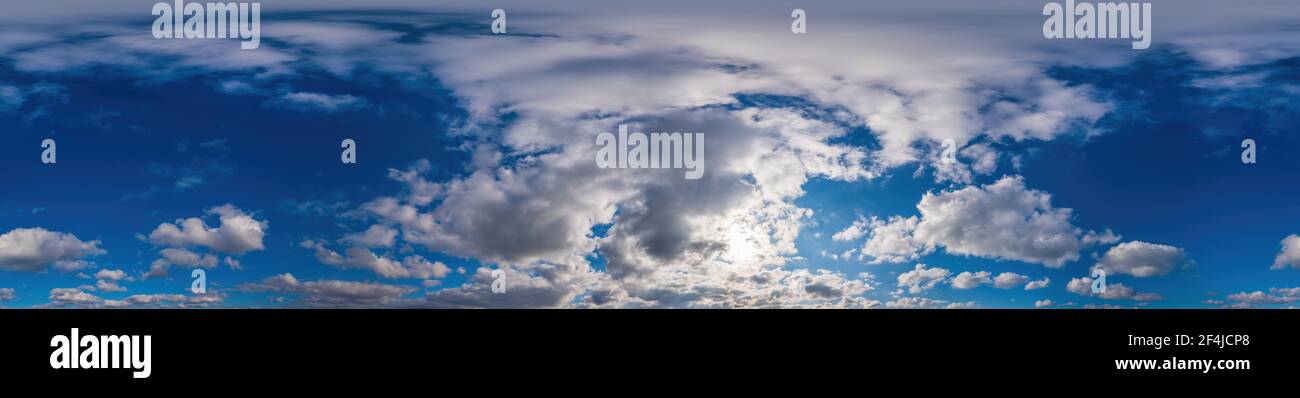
[0,288,15,301]
[95,280,127,293]
[384,159,444,207]
[854,176,1105,267]
[347,107,873,307]
[146,248,220,278]
[301,240,451,280]
[93,269,131,293]
[948,270,1035,290]
[9,1,1286,307]
[45,283,221,307]
[950,271,992,290]
[423,266,591,309]
[1024,277,1050,290]
[94,268,126,281]
[340,225,398,248]
[103,293,223,308]
[993,272,1030,289]
[1092,241,1188,278]
[1224,287,1300,307]
[1034,299,1053,308]
[911,176,1086,267]
[48,287,101,306]
[238,273,416,307]
[149,3,1119,307]
[1067,277,1163,301]
[885,296,975,309]
[856,215,927,264]
[0,227,105,272]
[897,264,950,294]
[144,205,266,277]
[831,217,870,242]
[146,204,267,254]
[1270,234,1300,270]
[425,266,879,309]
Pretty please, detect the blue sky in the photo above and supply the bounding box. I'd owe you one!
[1,0,1298,308]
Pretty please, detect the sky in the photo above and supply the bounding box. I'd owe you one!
[1,0,1299,308]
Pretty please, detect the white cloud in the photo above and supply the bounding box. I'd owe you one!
[1082,229,1122,246]
[8,22,296,78]
[146,248,220,278]
[49,287,101,305]
[1224,287,1300,306]
[95,280,127,293]
[1092,241,1187,278]
[1024,277,1050,290]
[94,268,127,281]
[0,227,105,272]
[0,81,65,115]
[145,205,266,277]
[104,293,223,308]
[403,256,452,279]
[346,107,874,308]
[92,268,131,293]
[8,3,1284,307]
[942,270,1033,291]
[265,92,368,113]
[950,271,992,290]
[993,272,1030,289]
[224,257,242,270]
[423,266,588,308]
[301,240,451,279]
[1034,299,1053,308]
[854,176,1102,267]
[425,266,878,309]
[858,215,927,264]
[1190,71,1270,90]
[340,225,399,248]
[885,296,974,309]
[385,160,444,207]
[147,204,268,254]
[47,286,223,308]
[913,176,1085,267]
[831,217,869,242]
[897,263,950,294]
[0,288,14,301]
[238,273,416,307]
[1270,234,1300,270]
[201,5,1126,307]
[51,259,92,273]
[1066,277,1163,301]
